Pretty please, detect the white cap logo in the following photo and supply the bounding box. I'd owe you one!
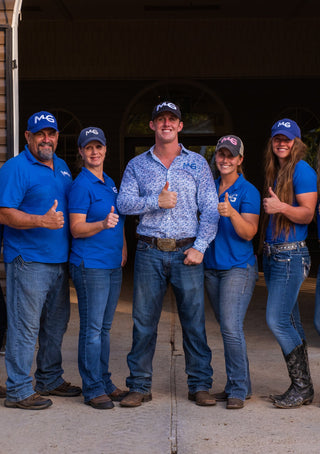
[85,129,99,136]
[34,114,55,124]
[156,102,177,112]
[278,121,291,128]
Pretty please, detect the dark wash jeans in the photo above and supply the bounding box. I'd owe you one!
[70,263,122,401]
[126,240,213,394]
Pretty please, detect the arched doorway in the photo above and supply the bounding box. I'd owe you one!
[120,80,233,264]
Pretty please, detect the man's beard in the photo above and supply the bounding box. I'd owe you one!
[38,144,54,161]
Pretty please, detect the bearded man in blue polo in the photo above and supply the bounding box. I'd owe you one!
[118,101,219,407]
[0,111,81,410]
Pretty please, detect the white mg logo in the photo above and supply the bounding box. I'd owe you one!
[229,193,238,203]
[156,102,177,112]
[86,129,99,136]
[34,114,55,124]
[278,121,291,128]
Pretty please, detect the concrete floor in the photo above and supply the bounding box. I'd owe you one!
[0,270,320,454]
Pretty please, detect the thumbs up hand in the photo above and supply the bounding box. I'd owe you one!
[158,181,177,209]
[263,187,283,214]
[102,206,119,229]
[218,192,233,217]
[42,199,64,229]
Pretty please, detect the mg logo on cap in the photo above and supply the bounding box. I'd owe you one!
[220,136,238,145]
[156,102,177,111]
[34,114,55,124]
[278,121,291,128]
[85,129,99,135]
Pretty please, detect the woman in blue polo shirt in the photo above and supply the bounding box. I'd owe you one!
[204,135,260,410]
[261,118,317,409]
[69,127,127,410]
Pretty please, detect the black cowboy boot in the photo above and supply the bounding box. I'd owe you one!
[269,339,307,403]
[273,343,314,409]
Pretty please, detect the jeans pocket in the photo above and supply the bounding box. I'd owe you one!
[273,251,291,263]
[136,240,151,251]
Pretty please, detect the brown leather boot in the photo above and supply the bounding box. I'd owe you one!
[4,393,52,410]
[120,391,152,407]
[188,391,216,406]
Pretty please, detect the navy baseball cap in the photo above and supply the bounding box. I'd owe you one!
[271,118,301,140]
[215,135,244,157]
[27,111,59,133]
[151,101,182,121]
[78,127,106,148]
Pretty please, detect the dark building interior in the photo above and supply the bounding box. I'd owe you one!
[17,0,320,271]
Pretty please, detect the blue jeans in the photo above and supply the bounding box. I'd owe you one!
[263,247,310,356]
[205,264,257,400]
[70,263,122,401]
[314,265,320,335]
[126,240,212,394]
[5,257,70,401]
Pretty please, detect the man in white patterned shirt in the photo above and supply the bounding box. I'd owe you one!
[118,101,219,407]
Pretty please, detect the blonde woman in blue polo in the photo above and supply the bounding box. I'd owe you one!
[204,135,260,410]
[69,127,127,410]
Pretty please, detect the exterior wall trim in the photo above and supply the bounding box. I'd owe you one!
[0,25,14,159]
[11,0,22,156]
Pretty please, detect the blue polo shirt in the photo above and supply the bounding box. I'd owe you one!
[0,146,72,263]
[265,160,317,243]
[68,167,124,269]
[204,174,260,270]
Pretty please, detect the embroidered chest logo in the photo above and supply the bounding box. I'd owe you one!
[60,170,71,178]
[183,162,197,170]
[228,193,238,203]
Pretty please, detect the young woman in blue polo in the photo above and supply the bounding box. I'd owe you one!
[261,119,317,409]
[68,127,127,410]
[204,135,260,410]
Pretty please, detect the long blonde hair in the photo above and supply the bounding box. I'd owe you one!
[260,137,307,243]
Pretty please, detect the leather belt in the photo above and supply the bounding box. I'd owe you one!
[263,241,307,256]
[137,235,196,252]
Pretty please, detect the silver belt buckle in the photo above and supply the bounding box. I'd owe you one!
[157,238,176,251]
